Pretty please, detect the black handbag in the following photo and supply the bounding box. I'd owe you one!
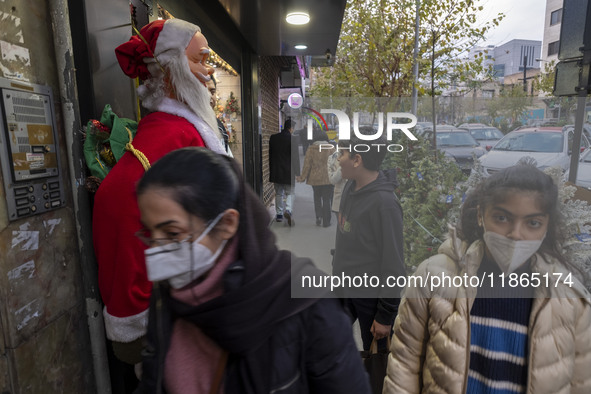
[360,337,391,394]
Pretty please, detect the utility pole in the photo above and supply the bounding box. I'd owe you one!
[523,55,528,93]
[554,0,591,183]
[411,0,420,115]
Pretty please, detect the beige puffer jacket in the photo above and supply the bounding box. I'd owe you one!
[384,228,591,394]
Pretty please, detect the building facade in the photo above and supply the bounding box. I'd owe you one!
[542,0,563,63]
[493,39,542,80]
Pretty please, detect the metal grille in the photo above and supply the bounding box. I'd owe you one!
[14,105,45,117]
[18,145,31,153]
[11,96,43,108]
[15,113,46,123]
[17,136,29,144]
[12,96,47,124]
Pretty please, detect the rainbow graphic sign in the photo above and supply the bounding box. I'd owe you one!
[302,107,328,131]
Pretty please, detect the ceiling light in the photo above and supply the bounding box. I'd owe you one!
[295,44,308,50]
[286,12,310,25]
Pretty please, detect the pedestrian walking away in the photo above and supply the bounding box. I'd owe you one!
[134,147,372,393]
[384,162,591,394]
[297,128,335,227]
[269,118,300,226]
[327,149,348,224]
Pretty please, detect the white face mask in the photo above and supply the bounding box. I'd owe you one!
[483,231,544,275]
[144,212,227,289]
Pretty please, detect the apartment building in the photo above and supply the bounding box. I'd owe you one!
[493,39,541,80]
[542,0,563,63]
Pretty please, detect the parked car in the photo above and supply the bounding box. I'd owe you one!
[564,148,591,190]
[411,121,434,137]
[458,122,488,129]
[478,127,591,177]
[458,124,504,148]
[563,123,591,144]
[423,126,486,174]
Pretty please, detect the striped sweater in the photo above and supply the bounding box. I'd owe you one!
[467,256,534,394]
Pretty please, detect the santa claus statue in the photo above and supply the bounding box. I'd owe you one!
[92,18,231,364]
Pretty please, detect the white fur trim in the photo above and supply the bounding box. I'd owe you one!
[103,306,149,342]
[154,19,199,65]
[150,97,228,155]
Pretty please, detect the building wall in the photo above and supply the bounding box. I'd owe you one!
[503,69,542,95]
[0,0,94,392]
[542,0,563,63]
[469,44,496,72]
[259,56,290,206]
[493,39,541,77]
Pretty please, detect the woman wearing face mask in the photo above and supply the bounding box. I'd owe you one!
[133,147,370,394]
[384,163,591,394]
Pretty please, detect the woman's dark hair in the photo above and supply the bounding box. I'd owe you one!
[136,147,239,222]
[312,128,328,142]
[458,163,564,262]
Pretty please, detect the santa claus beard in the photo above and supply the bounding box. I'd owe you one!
[167,56,219,138]
[140,54,220,140]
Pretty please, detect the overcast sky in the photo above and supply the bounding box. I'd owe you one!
[477,0,546,46]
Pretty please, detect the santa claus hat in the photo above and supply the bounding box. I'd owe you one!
[115,19,200,80]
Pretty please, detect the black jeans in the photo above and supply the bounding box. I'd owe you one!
[344,298,389,351]
[312,184,334,226]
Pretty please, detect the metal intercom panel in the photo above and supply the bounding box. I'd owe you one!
[0,77,66,221]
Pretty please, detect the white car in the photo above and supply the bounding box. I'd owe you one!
[478,127,590,177]
[569,148,591,190]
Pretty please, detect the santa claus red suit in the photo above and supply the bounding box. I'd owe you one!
[93,19,228,351]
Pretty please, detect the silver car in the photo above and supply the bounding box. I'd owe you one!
[570,148,591,190]
[478,127,590,177]
[458,125,504,148]
[423,126,486,174]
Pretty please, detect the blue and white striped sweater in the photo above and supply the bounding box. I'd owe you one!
[467,257,533,393]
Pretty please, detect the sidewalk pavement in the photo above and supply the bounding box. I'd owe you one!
[267,147,363,349]
[268,179,336,275]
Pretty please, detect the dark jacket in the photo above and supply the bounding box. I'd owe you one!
[333,169,405,325]
[136,273,371,394]
[269,129,300,185]
[135,156,369,394]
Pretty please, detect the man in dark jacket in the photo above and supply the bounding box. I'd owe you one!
[333,130,405,352]
[269,118,300,226]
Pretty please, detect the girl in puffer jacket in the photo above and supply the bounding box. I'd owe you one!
[384,163,591,394]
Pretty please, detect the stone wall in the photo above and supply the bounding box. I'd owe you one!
[0,1,94,392]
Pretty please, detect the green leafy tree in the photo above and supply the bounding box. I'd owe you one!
[311,0,416,104]
[420,0,503,138]
[485,85,532,130]
[311,0,503,102]
[382,137,468,269]
[533,60,556,95]
[502,86,532,125]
